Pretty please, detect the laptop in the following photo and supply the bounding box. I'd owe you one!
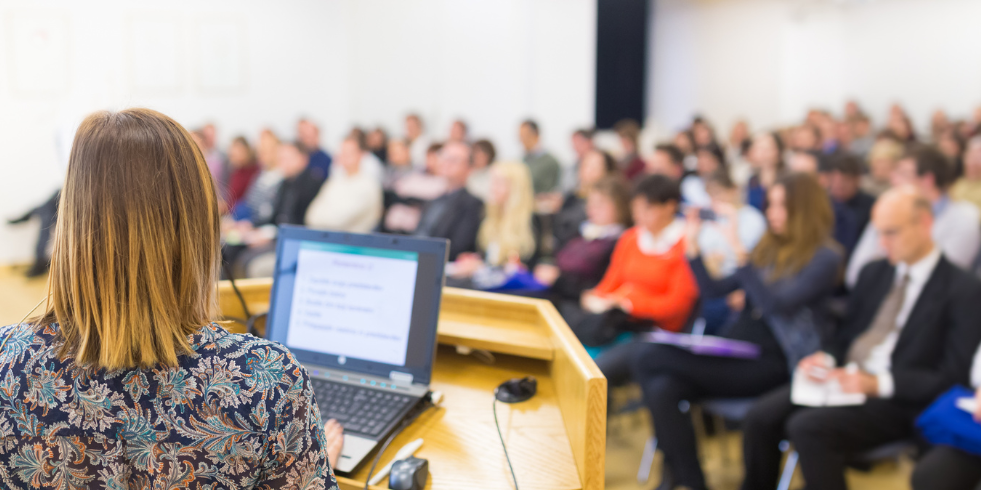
[266,225,448,474]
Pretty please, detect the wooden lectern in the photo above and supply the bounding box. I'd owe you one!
[218,279,606,490]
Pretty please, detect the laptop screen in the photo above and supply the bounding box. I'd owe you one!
[266,226,448,386]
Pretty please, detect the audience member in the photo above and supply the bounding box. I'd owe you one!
[847,145,981,287]
[645,143,686,181]
[572,175,699,344]
[383,138,413,190]
[297,118,332,181]
[306,134,383,234]
[745,132,786,211]
[631,173,841,490]
[224,136,260,211]
[366,126,388,163]
[6,190,59,277]
[450,161,537,281]
[910,343,981,490]
[680,143,726,207]
[862,138,904,197]
[406,113,431,170]
[519,119,562,196]
[741,187,981,490]
[383,142,449,233]
[675,130,698,171]
[938,128,967,178]
[614,119,646,180]
[787,150,861,256]
[693,170,767,331]
[200,122,228,188]
[448,118,468,143]
[886,105,917,142]
[828,153,876,247]
[414,141,484,261]
[951,135,981,218]
[467,139,496,202]
[229,130,283,224]
[536,177,631,304]
[727,119,754,186]
[849,113,875,159]
[552,149,618,251]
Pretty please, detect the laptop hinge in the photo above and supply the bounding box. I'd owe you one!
[302,364,429,397]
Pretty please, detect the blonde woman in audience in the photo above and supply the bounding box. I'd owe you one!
[862,138,904,196]
[951,135,981,219]
[450,161,537,283]
[306,134,383,234]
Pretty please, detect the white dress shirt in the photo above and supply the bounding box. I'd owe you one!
[861,246,942,398]
[972,343,981,389]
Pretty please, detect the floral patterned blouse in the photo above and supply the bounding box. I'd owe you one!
[0,322,337,490]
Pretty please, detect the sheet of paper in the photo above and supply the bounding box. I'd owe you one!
[957,397,978,414]
[791,368,866,407]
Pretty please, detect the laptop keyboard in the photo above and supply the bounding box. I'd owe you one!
[309,377,415,437]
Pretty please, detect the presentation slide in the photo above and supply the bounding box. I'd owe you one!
[286,242,419,366]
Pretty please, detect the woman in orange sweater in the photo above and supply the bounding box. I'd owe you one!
[575,174,699,342]
[561,175,699,404]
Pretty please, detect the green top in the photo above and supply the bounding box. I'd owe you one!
[523,151,562,195]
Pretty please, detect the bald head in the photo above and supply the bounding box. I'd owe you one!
[872,186,935,265]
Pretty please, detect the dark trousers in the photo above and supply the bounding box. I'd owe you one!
[742,384,919,490]
[911,445,981,490]
[632,343,788,490]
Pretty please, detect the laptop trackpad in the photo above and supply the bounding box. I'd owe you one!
[334,433,378,474]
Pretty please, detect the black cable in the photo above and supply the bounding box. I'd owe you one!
[222,262,252,319]
[493,398,520,490]
[363,395,434,490]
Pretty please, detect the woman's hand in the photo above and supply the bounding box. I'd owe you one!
[581,290,615,314]
[974,386,981,423]
[451,253,484,278]
[533,264,561,287]
[684,207,703,258]
[324,419,344,469]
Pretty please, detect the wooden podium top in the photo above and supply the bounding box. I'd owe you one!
[218,279,606,490]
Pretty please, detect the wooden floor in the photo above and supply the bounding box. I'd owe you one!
[605,390,914,490]
[0,265,914,490]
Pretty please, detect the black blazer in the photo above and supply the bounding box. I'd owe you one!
[268,167,324,227]
[827,256,981,407]
[418,188,484,261]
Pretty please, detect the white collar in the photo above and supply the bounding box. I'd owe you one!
[637,219,686,256]
[895,246,941,285]
[580,222,625,241]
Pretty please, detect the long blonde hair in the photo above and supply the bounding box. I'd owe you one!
[478,161,536,265]
[39,108,220,370]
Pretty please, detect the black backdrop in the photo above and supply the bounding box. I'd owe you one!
[595,0,649,129]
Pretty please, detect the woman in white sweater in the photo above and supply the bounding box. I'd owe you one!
[305,134,383,233]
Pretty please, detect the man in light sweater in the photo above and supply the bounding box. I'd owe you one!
[846,145,980,288]
[305,133,383,234]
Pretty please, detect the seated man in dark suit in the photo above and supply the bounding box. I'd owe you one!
[740,186,981,490]
[225,141,324,277]
[414,141,484,261]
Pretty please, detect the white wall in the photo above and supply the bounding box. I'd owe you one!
[0,0,596,264]
[648,0,981,137]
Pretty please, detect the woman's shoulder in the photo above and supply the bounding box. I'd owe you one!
[191,323,300,368]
